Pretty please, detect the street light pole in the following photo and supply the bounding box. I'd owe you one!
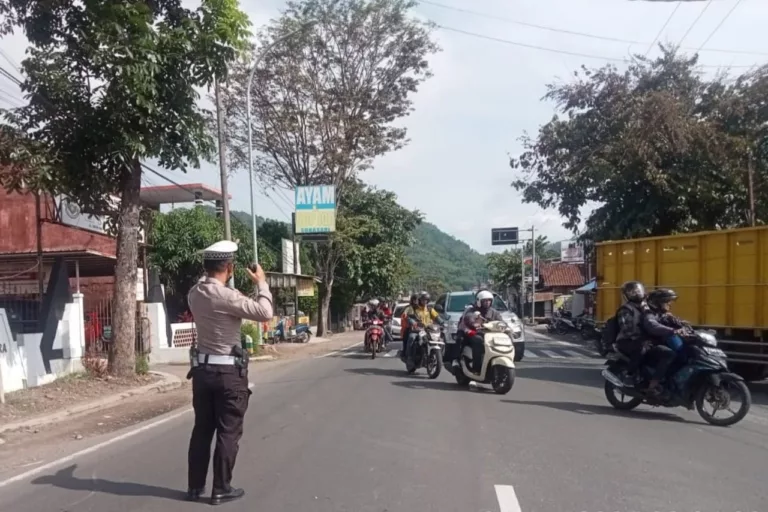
[246,23,315,264]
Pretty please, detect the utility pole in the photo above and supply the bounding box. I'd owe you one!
[531,225,536,322]
[291,213,300,330]
[748,153,756,227]
[215,79,232,242]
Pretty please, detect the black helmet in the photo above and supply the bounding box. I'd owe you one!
[648,288,677,307]
[621,281,646,304]
[419,291,430,303]
[409,293,418,304]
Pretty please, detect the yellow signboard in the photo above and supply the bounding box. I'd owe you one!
[297,279,315,297]
[295,185,336,234]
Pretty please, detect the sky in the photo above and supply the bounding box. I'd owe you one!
[0,0,766,254]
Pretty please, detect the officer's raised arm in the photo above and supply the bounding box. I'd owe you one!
[223,265,273,321]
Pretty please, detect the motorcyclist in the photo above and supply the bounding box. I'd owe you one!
[646,288,688,366]
[455,289,503,374]
[402,292,440,362]
[399,294,419,360]
[614,281,650,386]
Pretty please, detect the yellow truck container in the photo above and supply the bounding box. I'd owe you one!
[596,226,768,380]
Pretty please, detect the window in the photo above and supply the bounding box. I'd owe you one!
[447,294,474,312]
[393,305,407,317]
[492,295,509,312]
[435,294,447,310]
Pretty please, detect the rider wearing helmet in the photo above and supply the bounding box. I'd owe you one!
[400,294,420,360]
[455,290,503,374]
[646,288,688,369]
[401,292,440,362]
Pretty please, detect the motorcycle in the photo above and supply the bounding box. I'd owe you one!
[364,318,386,358]
[601,329,751,426]
[450,317,516,395]
[404,317,445,379]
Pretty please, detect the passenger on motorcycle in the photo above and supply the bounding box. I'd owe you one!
[401,292,440,362]
[614,281,650,386]
[454,290,503,374]
[399,294,419,360]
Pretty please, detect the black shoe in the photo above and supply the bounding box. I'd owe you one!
[186,487,205,501]
[211,487,245,506]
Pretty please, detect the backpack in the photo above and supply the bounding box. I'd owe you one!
[601,315,619,352]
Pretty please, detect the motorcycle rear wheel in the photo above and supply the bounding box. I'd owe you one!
[695,379,751,427]
[604,380,643,410]
[371,340,377,359]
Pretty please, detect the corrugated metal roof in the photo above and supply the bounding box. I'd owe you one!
[540,262,586,288]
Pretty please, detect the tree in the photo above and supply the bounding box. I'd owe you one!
[329,180,421,318]
[510,49,768,242]
[488,249,522,294]
[150,207,278,318]
[1,1,250,376]
[217,0,438,334]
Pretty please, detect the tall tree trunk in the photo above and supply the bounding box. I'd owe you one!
[316,244,338,336]
[109,159,142,377]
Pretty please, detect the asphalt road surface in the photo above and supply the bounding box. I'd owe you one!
[1,336,768,512]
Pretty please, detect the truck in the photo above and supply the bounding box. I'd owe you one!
[596,226,768,381]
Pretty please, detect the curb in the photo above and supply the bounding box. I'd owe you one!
[250,355,277,362]
[0,371,182,435]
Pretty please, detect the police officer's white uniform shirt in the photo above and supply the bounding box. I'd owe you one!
[188,241,274,355]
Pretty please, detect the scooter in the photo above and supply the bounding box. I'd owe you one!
[450,316,516,394]
[364,318,386,359]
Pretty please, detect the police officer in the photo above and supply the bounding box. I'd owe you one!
[186,240,274,505]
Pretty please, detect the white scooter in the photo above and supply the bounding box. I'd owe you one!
[450,316,516,394]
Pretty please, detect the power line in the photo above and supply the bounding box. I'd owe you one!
[677,0,713,47]
[645,1,682,57]
[434,24,756,69]
[420,0,768,57]
[696,0,744,53]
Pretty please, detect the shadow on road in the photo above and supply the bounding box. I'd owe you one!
[748,381,768,407]
[502,399,693,423]
[517,364,603,388]
[345,367,408,378]
[390,379,464,392]
[31,464,185,501]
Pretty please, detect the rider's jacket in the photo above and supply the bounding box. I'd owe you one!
[615,302,647,344]
[403,305,438,330]
[459,306,503,333]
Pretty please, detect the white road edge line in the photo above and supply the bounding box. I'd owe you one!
[316,341,364,358]
[0,382,256,490]
[494,484,522,512]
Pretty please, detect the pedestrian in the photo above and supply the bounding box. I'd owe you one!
[186,240,274,505]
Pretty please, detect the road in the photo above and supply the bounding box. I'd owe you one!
[1,332,768,512]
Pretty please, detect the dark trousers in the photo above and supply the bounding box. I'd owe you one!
[617,341,644,374]
[188,365,251,493]
[643,345,676,382]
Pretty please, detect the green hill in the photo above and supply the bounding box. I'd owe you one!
[406,222,488,292]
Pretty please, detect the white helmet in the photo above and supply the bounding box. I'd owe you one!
[369,299,380,307]
[476,290,493,307]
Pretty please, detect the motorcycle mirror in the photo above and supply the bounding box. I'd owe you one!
[434,304,444,313]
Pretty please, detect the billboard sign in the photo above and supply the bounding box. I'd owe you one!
[295,185,336,235]
[561,241,585,263]
[58,195,109,235]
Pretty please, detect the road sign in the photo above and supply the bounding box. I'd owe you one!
[491,227,519,246]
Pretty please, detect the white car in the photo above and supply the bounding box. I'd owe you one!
[390,303,409,340]
[434,291,525,361]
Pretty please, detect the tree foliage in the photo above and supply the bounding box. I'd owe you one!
[216,0,438,334]
[329,180,422,316]
[511,48,768,242]
[150,207,278,319]
[0,0,250,376]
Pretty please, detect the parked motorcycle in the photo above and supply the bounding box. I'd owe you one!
[450,316,516,394]
[404,317,445,379]
[601,329,751,426]
[364,318,386,359]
